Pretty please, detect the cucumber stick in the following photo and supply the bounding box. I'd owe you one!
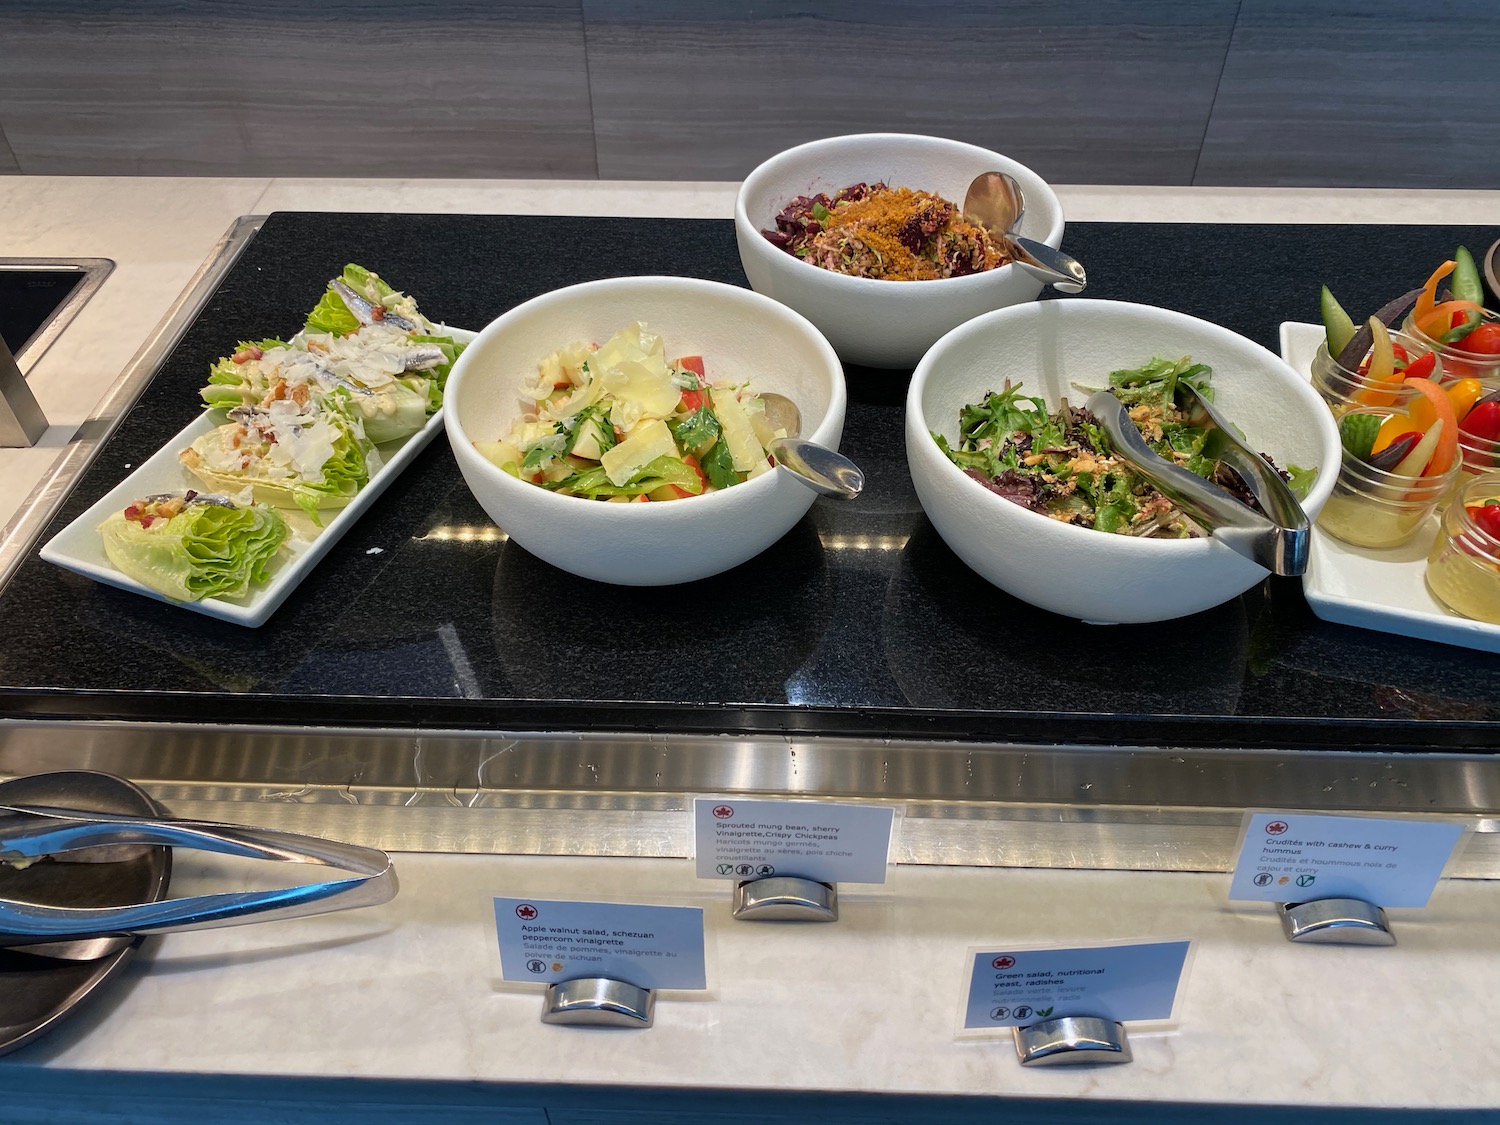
[1321,286,1357,356]
[1452,246,1484,307]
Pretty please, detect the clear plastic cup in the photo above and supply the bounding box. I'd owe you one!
[1454,424,1500,491]
[1403,306,1500,388]
[1425,473,1500,623]
[1315,408,1460,549]
[1309,330,1442,416]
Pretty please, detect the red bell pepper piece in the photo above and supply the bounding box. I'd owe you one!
[1403,351,1438,381]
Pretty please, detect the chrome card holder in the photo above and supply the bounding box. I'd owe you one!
[1013,1015,1132,1066]
[541,977,655,1028]
[1278,898,1396,946]
[731,876,838,922]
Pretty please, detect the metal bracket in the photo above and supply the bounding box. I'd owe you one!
[0,332,47,448]
[541,977,655,1028]
[1013,1015,1132,1066]
[1278,897,1395,945]
[732,876,838,922]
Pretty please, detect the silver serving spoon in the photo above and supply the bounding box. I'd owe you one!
[963,171,1087,294]
[759,393,864,500]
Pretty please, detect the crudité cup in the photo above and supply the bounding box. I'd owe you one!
[1425,473,1500,624]
[1316,407,1459,549]
[1310,328,1441,415]
[1403,305,1500,387]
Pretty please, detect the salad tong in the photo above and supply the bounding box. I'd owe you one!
[1086,386,1310,576]
[0,796,396,948]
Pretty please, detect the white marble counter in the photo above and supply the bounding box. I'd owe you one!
[2,177,1500,1120]
[6,849,1500,1120]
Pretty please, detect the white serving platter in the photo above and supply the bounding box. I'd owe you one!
[1280,320,1500,654]
[40,326,476,628]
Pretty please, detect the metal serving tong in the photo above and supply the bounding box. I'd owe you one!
[0,802,396,946]
[1085,385,1310,576]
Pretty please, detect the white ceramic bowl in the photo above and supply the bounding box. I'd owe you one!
[735,132,1065,370]
[906,299,1342,624]
[445,276,845,586]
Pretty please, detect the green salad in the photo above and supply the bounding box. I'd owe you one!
[934,356,1314,537]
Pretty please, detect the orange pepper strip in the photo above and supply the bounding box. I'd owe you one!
[1404,376,1458,476]
[1413,260,1456,335]
[1417,298,1487,338]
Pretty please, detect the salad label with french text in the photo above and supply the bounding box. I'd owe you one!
[1229,811,1466,908]
[693,797,895,884]
[961,940,1191,1030]
[493,898,705,990]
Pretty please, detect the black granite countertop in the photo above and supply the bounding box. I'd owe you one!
[1,213,1497,752]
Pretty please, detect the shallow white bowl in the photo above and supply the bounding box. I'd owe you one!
[735,132,1065,370]
[445,276,845,586]
[906,299,1342,623]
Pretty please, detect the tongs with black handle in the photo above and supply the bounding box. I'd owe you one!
[0,802,396,945]
[1086,385,1310,576]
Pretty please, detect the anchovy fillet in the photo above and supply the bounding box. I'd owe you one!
[331,278,418,332]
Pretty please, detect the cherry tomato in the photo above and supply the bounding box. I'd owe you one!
[1460,400,1500,442]
[1468,502,1500,540]
[1456,323,1500,356]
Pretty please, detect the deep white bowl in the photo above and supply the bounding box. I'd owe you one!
[906,299,1342,624]
[735,132,1065,369]
[445,276,846,586]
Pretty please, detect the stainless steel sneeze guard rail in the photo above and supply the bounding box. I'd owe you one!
[1,721,1497,876]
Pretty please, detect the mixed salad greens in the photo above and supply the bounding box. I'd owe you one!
[935,356,1313,537]
[477,322,788,502]
[99,265,463,603]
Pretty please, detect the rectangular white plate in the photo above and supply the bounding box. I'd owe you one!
[1281,321,1500,653]
[40,325,477,628]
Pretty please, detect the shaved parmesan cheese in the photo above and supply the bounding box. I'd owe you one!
[711,388,767,472]
[601,419,676,486]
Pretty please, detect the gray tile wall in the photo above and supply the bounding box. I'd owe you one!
[0,0,1496,187]
[0,124,18,175]
[1196,0,1500,189]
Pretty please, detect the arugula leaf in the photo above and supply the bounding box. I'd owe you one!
[958,384,1049,447]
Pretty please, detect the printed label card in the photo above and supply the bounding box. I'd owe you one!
[692,797,896,884]
[1229,811,1468,908]
[960,939,1193,1034]
[493,898,706,990]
